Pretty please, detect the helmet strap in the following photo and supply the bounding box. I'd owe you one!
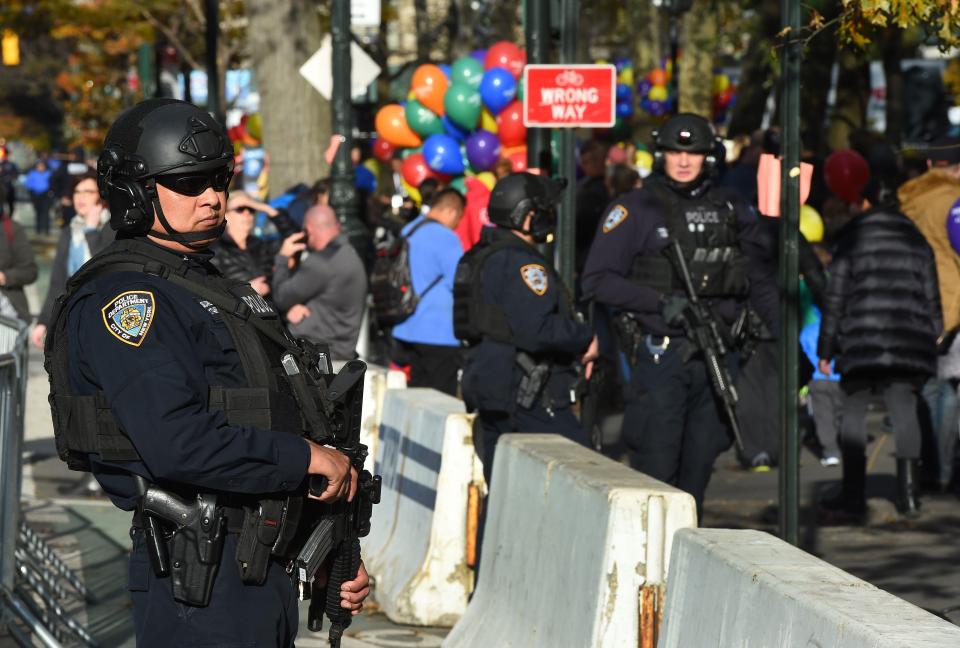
[148,190,226,250]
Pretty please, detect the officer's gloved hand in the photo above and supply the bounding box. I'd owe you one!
[661,295,692,328]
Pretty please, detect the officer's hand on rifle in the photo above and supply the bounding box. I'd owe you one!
[581,335,599,380]
[338,561,370,615]
[306,440,359,503]
[661,295,691,328]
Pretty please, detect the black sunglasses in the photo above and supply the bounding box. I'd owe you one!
[155,168,233,196]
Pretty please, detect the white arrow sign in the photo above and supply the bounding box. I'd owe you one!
[299,35,381,100]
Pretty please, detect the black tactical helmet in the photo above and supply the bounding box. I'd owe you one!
[488,172,567,242]
[653,113,716,154]
[97,99,233,243]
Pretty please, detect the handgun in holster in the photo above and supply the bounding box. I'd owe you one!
[138,482,226,607]
[516,352,550,409]
[612,313,645,367]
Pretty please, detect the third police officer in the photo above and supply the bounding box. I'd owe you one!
[581,114,777,519]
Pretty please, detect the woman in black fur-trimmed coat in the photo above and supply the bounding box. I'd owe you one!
[818,196,942,519]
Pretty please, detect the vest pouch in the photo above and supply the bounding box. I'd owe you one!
[235,497,296,585]
[207,386,304,436]
[719,254,751,298]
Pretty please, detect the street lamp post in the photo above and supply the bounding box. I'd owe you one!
[330,0,365,248]
[524,0,551,174]
[556,0,578,289]
[204,0,222,123]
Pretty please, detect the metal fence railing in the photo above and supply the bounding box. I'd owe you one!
[0,317,98,647]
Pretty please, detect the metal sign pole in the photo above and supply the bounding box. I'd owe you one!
[778,0,801,546]
[556,0,578,289]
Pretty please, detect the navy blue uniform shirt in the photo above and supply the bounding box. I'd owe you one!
[66,242,310,510]
[581,177,779,337]
[461,228,593,413]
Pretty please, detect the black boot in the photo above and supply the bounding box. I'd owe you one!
[820,450,866,517]
[896,458,921,518]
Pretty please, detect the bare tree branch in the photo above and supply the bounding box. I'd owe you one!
[140,7,203,70]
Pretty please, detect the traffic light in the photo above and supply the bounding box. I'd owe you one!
[2,30,19,66]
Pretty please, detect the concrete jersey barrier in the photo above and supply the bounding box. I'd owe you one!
[444,434,697,648]
[360,363,407,473]
[363,388,483,627]
[660,528,960,648]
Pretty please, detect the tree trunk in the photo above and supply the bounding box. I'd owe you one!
[727,1,780,137]
[882,27,904,148]
[678,1,716,117]
[799,0,840,155]
[826,48,870,150]
[631,0,662,75]
[245,0,329,196]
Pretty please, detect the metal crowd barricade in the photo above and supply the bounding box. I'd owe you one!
[0,317,97,647]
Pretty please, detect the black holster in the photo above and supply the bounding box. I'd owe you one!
[235,496,303,585]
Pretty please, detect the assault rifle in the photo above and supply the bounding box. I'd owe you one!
[281,355,381,648]
[663,239,745,453]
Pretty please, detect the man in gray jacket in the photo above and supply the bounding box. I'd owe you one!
[272,204,367,360]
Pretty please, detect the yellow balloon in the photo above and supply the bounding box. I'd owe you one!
[362,158,379,176]
[401,178,421,205]
[648,85,669,102]
[799,205,824,243]
[475,171,496,191]
[713,74,730,95]
[635,150,654,171]
[407,90,417,101]
[480,108,498,133]
[619,68,634,87]
[246,113,262,140]
[596,59,609,66]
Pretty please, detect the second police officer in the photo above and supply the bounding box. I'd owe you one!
[454,172,598,486]
[44,99,371,647]
[582,113,777,519]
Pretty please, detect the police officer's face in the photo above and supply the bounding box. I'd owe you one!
[153,181,225,250]
[664,151,705,184]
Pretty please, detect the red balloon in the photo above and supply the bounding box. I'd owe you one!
[484,41,525,79]
[372,138,395,162]
[496,101,526,148]
[824,149,870,205]
[401,153,448,188]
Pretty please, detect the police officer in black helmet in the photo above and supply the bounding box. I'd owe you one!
[582,113,777,519]
[44,99,370,646]
[455,172,598,485]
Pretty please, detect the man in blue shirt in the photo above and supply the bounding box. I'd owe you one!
[391,189,466,395]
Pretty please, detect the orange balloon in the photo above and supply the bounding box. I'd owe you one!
[502,145,528,172]
[412,64,449,116]
[648,69,667,86]
[375,104,422,149]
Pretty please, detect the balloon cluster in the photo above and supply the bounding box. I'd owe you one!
[637,63,674,118]
[711,72,737,124]
[372,41,528,202]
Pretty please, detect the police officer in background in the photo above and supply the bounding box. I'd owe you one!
[582,113,777,519]
[455,172,598,485]
[45,99,369,647]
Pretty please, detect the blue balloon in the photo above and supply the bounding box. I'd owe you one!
[442,115,471,142]
[439,63,452,79]
[470,49,487,64]
[465,130,501,171]
[616,83,632,102]
[479,67,517,115]
[616,101,634,118]
[423,134,465,175]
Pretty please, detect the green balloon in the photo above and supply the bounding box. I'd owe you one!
[405,99,444,137]
[401,146,423,159]
[517,72,525,102]
[450,176,467,194]
[444,83,482,130]
[451,57,484,89]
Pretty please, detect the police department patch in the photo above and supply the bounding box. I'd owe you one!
[102,291,156,347]
[602,204,629,233]
[520,264,549,296]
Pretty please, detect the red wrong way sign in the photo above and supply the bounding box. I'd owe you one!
[523,64,616,128]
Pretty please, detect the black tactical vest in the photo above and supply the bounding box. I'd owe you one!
[45,238,318,472]
[630,182,751,299]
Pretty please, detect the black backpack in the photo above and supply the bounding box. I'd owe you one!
[370,218,442,327]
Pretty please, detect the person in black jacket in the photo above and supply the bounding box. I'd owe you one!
[33,172,114,349]
[818,173,942,518]
[209,190,298,297]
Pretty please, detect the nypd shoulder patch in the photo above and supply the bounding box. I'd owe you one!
[102,290,156,347]
[520,264,549,296]
[602,204,629,233]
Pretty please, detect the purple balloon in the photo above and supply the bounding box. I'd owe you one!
[648,100,665,116]
[470,49,487,64]
[638,80,652,96]
[949,198,960,255]
[465,131,501,171]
